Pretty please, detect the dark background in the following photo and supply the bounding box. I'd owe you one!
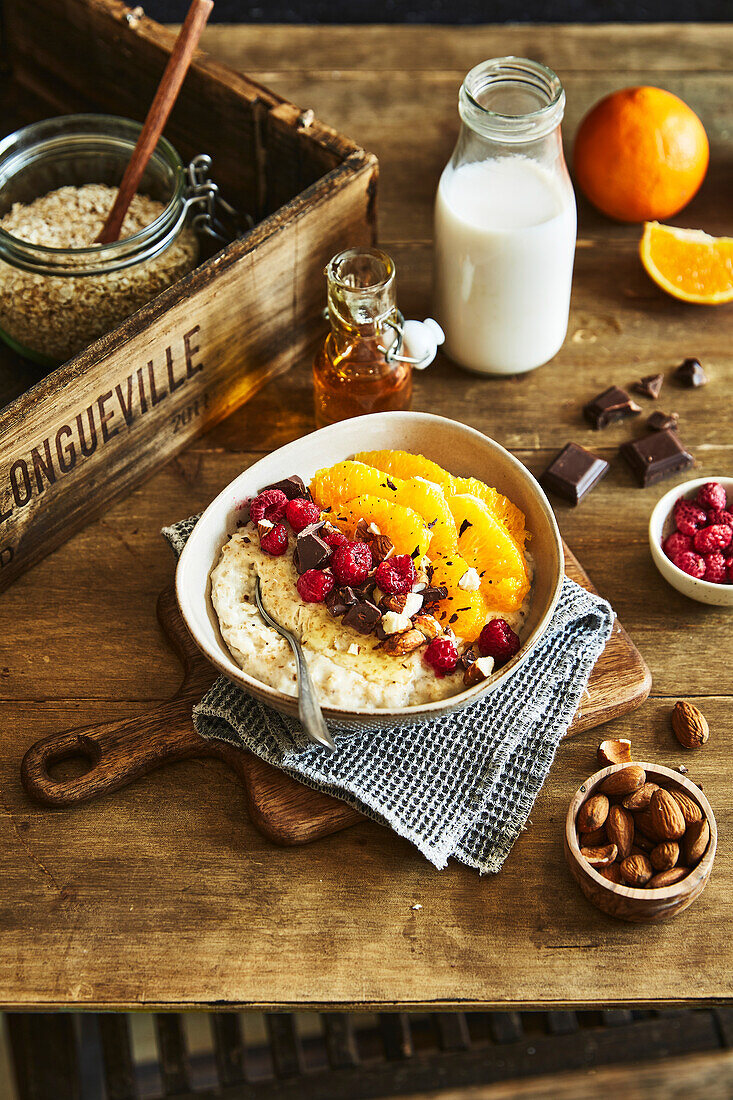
[144,1,729,22]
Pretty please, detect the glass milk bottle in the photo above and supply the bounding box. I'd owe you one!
[434,57,576,375]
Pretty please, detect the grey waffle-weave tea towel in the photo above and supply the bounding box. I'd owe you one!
[164,515,614,873]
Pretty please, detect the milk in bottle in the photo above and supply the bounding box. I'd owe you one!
[434,58,577,375]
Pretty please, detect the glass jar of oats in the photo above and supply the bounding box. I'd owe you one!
[0,115,201,366]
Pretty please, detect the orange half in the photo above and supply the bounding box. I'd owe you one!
[640,221,733,304]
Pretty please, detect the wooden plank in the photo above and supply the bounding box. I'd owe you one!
[322,1013,360,1068]
[379,1014,413,1060]
[204,23,733,75]
[154,1014,191,1096]
[211,1012,247,1087]
[433,1013,472,1052]
[97,1014,139,1100]
[265,1014,304,1078]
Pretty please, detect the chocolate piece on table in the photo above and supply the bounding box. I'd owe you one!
[260,474,308,499]
[632,373,664,399]
[674,357,707,388]
[583,386,642,429]
[342,599,381,635]
[541,442,610,506]
[620,429,695,488]
[294,527,330,573]
[647,410,679,432]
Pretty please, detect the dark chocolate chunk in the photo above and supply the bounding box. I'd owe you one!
[421,585,448,605]
[294,525,330,573]
[620,429,695,487]
[342,599,381,635]
[674,357,707,388]
[325,585,358,618]
[459,647,478,670]
[632,373,664,400]
[583,386,642,430]
[647,410,679,432]
[541,442,610,506]
[260,474,307,500]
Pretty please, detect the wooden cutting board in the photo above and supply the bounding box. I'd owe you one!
[20,543,650,845]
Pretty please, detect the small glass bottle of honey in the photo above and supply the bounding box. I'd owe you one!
[313,247,413,428]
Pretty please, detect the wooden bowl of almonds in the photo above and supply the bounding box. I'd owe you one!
[564,762,717,922]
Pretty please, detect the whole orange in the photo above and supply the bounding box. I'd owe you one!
[574,87,709,223]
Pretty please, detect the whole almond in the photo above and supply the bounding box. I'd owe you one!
[581,843,618,868]
[634,809,662,842]
[599,765,645,798]
[599,863,624,884]
[619,853,653,887]
[622,782,660,811]
[632,829,655,853]
[650,788,686,840]
[606,805,634,859]
[672,700,709,750]
[597,739,632,767]
[577,793,610,833]
[683,817,710,866]
[648,867,689,889]
[579,826,607,848]
[670,788,703,826]
[650,840,680,872]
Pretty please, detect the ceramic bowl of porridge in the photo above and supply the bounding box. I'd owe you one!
[176,411,563,730]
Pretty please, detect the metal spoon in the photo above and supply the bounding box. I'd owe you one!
[255,577,336,752]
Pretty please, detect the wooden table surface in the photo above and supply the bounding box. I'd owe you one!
[1,23,732,1010]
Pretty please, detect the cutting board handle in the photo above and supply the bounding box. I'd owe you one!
[21,701,208,807]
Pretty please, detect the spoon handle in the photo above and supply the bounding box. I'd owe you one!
[290,640,336,752]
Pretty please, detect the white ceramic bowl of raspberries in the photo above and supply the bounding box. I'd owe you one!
[650,477,733,607]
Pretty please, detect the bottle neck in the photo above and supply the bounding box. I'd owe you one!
[325,247,399,358]
[459,57,566,143]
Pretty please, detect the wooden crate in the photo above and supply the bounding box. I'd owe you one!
[0,0,377,591]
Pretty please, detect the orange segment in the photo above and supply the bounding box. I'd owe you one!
[447,494,529,612]
[311,461,458,555]
[353,449,452,488]
[450,475,528,549]
[640,221,733,304]
[330,495,432,559]
[311,461,396,509]
[429,551,489,642]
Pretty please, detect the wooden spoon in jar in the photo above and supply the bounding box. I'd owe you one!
[96,0,214,245]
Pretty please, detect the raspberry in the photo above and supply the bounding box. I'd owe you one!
[259,523,288,556]
[249,489,288,524]
[693,524,732,554]
[671,550,705,579]
[673,499,707,537]
[728,558,733,581]
[478,618,520,666]
[662,531,692,559]
[331,540,372,585]
[703,552,728,584]
[285,497,321,532]
[321,524,348,549]
[706,509,733,529]
[296,568,335,602]
[696,481,727,513]
[423,636,458,676]
[375,554,417,596]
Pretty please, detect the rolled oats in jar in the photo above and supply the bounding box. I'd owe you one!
[0,115,201,365]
